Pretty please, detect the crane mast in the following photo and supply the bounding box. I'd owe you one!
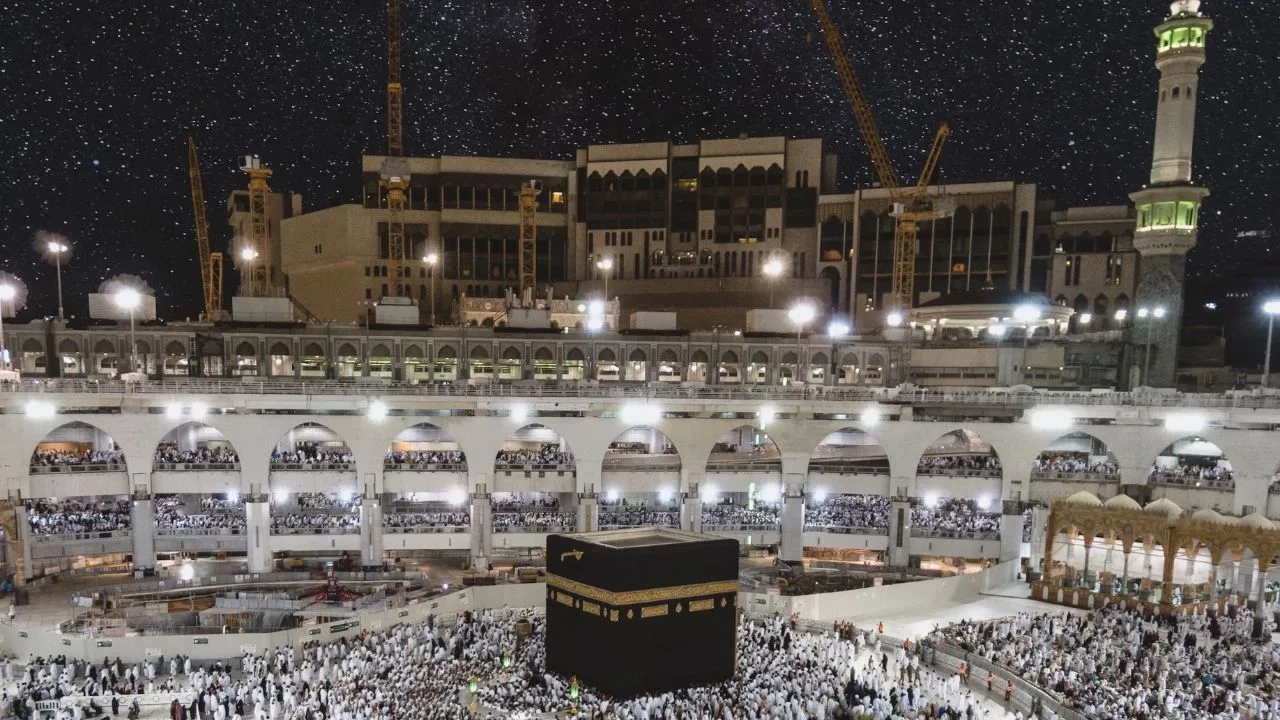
[380,158,411,295]
[239,156,275,298]
[518,181,540,306]
[387,0,403,157]
[809,0,951,315]
[187,137,223,318]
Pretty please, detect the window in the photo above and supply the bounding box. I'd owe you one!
[551,191,565,205]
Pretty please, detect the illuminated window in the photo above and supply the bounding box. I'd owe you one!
[551,191,565,205]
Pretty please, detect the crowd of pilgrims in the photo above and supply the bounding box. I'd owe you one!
[1149,459,1235,488]
[271,494,359,533]
[910,499,1001,538]
[270,448,354,466]
[155,495,247,532]
[26,499,131,536]
[599,500,680,528]
[1033,453,1118,476]
[805,495,891,530]
[702,502,782,527]
[384,450,465,466]
[382,512,471,529]
[2,610,1006,720]
[494,445,575,467]
[154,445,240,465]
[928,605,1280,719]
[29,449,125,467]
[916,455,1002,475]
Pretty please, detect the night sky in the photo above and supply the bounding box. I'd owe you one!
[1,0,1276,322]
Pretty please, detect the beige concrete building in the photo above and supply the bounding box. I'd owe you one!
[1039,204,1140,333]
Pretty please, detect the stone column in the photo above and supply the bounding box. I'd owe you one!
[130,496,156,576]
[359,495,384,571]
[998,500,1023,563]
[1029,505,1049,574]
[576,492,598,533]
[469,490,492,571]
[682,492,703,534]
[779,488,804,564]
[16,503,33,583]
[887,498,911,568]
[245,496,272,574]
[1121,548,1131,596]
[1254,562,1271,640]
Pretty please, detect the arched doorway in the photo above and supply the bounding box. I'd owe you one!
[600,426,682,527]
[492,424,578,534]
[806,428,891,540]
[268,423,358,537]
[702,426,781,527]
[913,429,1003,544]
[382,423,470,534]
[1146,436,1233,511]
[1030,432,1119,504]
[26,422,131,563]
[151,422,244,541]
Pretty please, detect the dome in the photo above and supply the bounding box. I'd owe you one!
[1062,491,1102,506]
[1143,498,1183,520]
[1190,508,1225,524]
[1103,494,1141,511]
[1239,513,1273,530]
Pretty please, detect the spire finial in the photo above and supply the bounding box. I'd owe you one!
[1170,0,1201,18]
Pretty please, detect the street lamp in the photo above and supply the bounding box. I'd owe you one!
[788,303,816,383]
[1136,306,1166,386]
[827,320,849,386]
[47,240,68,321]
[1262,300,1280,387]
[596,257,614,306]
[0,282,15,372]
[423,253,439,325]
[1013,304,1042,381]
[763,257,784,308]
[115,288,142,374]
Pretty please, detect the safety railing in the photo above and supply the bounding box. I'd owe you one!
[269,526,359,535]
[598,522,680,530]
[152,462,241,471]
[269,462,355,471]
[493,524,575,533]
[494,463,575,474]
[383,525,470,534]
[601,455,683,470]
[1030,469,1119,482]
[30,529,132,543]
[1147,472,1235,489]
[914,467,1003,478]
[807,461,891,475]
[29,463,126,473]
[802,524,889,536]
[383,462,468,472]
[704,461,781,473]
[155,527,245,536]
[911,528,1001,541]
[701,523,780,532]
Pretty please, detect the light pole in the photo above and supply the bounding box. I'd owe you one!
[0,282,15,372]
[989,324,1007,383]
[47,240,68,321]
[596,257,614,308]
[115,288,142,374]
[827,320,849,385]
[1013,304,1042,382]
[763,257,784,309]
[788,302,816,384]
[423,253,439,325]
[1136,306,1166,386]
[1264,301,1280,388]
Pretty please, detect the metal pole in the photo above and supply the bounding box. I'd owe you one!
[55,252,64,321]
[1143,319,1154,386]
[1265,313,1275,388]
[430,267,436,326]
[603,264,609,307]
[1022,322,1031,381]
[129,308,137,374]
[770,278,775,309]
[0,299,6,372]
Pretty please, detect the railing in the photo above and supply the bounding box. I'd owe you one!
[807,461,891,475]
[383,525,469,534]
[493,524,575,533]
[598,522,679,530]
[602,455,682,470]
[384,462,468,472]
[8,377,1277,409]
[914,467,1002,478]
[153,462,241,471]
[704,461,781,473]
[269,526,359,535]
[29,463,126,473]
[1148,473,1235,489]
[802,524,889,536]
[30,529,131,543]
[912,528,1001,541]
[494,463,575,474]
[269,462,354,471]
[1030,469,1119,483]
[155,527,245,536]
[702,523,780,532]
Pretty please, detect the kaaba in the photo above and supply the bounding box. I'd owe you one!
[545,527,739,698]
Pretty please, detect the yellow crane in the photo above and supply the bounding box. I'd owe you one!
[380,158,410,295]
[809,0,952,315]
[386,0,403,157]
[238,155,275,297]
[518,181,540,305]
[187,137,223,318]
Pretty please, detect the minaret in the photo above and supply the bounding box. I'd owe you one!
[1129,0,1213,387]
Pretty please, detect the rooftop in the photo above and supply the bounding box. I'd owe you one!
[571,526,717,549]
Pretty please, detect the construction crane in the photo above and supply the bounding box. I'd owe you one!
[238,155,275,297]
[517,180,540,306]
[386,0,403,157]
[380,158,411,295]
[187,137,223,318]
[809,0,952,315]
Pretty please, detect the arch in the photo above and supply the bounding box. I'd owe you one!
[501,346,522,361]
[780,351,798,365]
[93,339,114,355]
[386,422,469,470]
[566,347,586,362]
[811,351,829,366]
[1148,436,1233,490]
[720,350,739,364]
[495,423,577,472]
[658,349,678,363]
[750,351,769,364]
[135,340,152,356]
[270,422,353,469]
[165,340,186,356]
[703,425,780,481]
[303,342,325,357]
[404,344,425,359]
[154,422,241,468]
[598,348,617,363]
[21,338,43,354]
[628,348,647,363]
[369,343,392,359]
[690,350,709,364]
[602,426,683,473]
[534,346,555,361]
[57,339,79,354]
[914,429,1004,501]
[811,427,891,476]
[1032,432,1120,485]
[269,342,291,356]
[334,343,358,358]
[234,341,256,356]
[436,345,458,360]
[30,421,126,475]
[469,345,490,360]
